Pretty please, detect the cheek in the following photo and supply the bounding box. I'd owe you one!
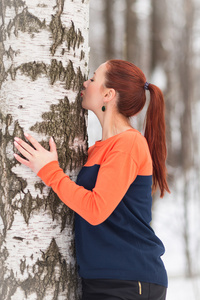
[85,86,97,101]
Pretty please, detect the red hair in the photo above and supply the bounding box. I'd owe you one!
[105,59,170,197]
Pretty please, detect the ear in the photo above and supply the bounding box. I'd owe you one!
[103,88,116,103]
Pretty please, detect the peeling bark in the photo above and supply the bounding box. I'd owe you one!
[0,0,89,299]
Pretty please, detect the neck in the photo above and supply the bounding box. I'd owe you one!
[99,110,132,141]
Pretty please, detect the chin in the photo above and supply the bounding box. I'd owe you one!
[81,102,88,110]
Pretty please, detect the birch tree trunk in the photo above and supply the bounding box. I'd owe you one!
[0,0,89,299]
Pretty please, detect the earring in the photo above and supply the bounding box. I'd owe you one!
[102,106,106,112]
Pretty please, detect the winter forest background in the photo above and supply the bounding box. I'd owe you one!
[88,0,200,299]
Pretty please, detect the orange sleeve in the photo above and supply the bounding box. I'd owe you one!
[37,151,138,226]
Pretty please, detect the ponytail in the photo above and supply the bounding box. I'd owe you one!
[144,83,170,197]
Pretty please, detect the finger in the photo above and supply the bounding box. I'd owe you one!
[49,137,57,153]
[14,141,32,161]
[14,137,37,156]
[24,133,43,151]
[14,153,31,168]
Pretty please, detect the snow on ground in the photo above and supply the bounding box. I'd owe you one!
[153,192,200,300]
[166,276,200,300]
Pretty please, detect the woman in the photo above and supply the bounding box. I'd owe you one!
[14,60,170,300]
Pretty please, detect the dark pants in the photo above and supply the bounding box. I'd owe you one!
[82,279,167,300]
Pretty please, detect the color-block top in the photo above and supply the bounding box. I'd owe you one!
[38,129,168,287]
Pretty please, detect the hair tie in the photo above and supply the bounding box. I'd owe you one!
[144,82,150,90]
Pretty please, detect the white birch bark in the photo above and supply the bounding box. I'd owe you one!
[0,0,89,299]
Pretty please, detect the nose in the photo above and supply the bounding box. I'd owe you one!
[83,79,90,88]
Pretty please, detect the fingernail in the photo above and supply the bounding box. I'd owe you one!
[51,137,54,142]
[24,133,29,137]
[14,137,19,142]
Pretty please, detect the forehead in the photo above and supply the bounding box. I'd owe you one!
[95,62,107,77]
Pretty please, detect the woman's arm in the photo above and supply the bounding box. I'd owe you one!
[14,134,138,225]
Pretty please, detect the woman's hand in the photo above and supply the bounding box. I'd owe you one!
[14,133,58,174]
